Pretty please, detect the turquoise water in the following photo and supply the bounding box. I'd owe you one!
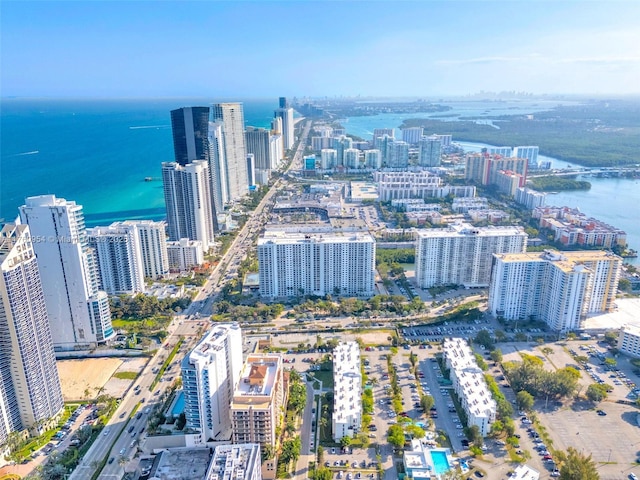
[430,450,450,474]
[171,391,185,416]
[0,98,275,226]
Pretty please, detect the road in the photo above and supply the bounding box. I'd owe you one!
[72,119,313,478]
[186,118,312,318]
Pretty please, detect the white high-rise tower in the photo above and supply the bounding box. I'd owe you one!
[0,224,64,444]
[212,103,249,203]
[19,195,115,349]
[162,160,215,249]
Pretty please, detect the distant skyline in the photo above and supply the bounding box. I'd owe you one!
[2,1,640,98]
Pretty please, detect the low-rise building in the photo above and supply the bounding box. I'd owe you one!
[148,448,212,480]
[511,464,540,480]
[374,170,475,201]
[451,197,489,213]
[332,342,362,442]
[618,322,640,359]
[443,338,496,437]
[205,443,262,480]
[403,439,453,478]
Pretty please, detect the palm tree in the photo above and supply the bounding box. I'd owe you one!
[118,455,130,467]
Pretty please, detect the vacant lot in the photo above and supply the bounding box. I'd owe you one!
[57,358,123,401]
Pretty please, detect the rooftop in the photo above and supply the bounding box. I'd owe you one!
[493,249,620,273]
[233,354,281,400]
[148,448,212,480]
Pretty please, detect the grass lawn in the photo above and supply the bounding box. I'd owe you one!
[112,371,138,380]
[311,370,334,390]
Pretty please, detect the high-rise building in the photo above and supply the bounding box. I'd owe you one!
[274,106,294,150]
[333,136,353,167]
[88,223,146,294]
[332,342,362,441]
[247,154,256,187]
[415,223,527,288]
[162,161,215,249]
[278,96,288,109]
[487,146,513,157]
[343,148,360,169]
[402,127,424,145]
[320,149,338,169]
[418,136,442,167]
[364,149,382,169]
[258,229,376,298]
[212,103,249,203]
[372,128,394,143]
[465,153,528,186]
[170,107,211,166]
[181,323,243,442]
[208,120,227,218]
[120,220,169,279]
[20,195,114,349]
[386,140,409,168]
[230,354,285,448]
[269,134,284,170]
[488,250,622,332]
[245,127,272,172]
[0,224,64,445]
[513,146,539,168]
[515,187,546,210]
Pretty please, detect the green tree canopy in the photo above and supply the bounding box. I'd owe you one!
[387,424,406,449]
[516,390,535,411]
[559,447,599,480]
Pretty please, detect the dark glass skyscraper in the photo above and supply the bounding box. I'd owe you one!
[170,107,211,166]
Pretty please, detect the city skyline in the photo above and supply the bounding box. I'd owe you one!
[2,1,640,97]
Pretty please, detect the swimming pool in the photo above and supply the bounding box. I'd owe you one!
[170,391,185,416]
[430,450,451,475]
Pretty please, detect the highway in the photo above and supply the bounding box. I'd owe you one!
[71,119,312,478]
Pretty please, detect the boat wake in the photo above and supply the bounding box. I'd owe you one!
[6,150,39,157]
[129,125,170,130]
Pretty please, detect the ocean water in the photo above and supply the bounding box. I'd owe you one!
[0,98,275,225]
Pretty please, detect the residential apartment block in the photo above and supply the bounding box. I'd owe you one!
[515,188,546,210]
[88,223,146,295]
[20,195,114,349]
[533,206,626,248]
[415,223,527,288]
[488,250,622,332]
[257,230,375,298]
[465,153,528,186]
[230,354,285,448]
[181,324,244,442]
[443,338,496,437]
[332,342,362,441]
[373,170,475,202]
[0,224,64,446]
[617,323,640,359]
[166,238,204,272]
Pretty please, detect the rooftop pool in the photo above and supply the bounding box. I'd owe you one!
[430,450,451,475]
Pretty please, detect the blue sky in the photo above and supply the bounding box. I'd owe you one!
[2,1,639,97]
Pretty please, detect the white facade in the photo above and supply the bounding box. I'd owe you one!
[274,107,294,150]
[515,188,546,210]
[344,148,360,169]
[451,197,489,213]
[514,146,539,168]
[511,465,540,480]
[88,224,146,295]
[269,134,284,170]
[332,342,362,441]
[206,444,262,480]
[418,136,442,167]
[19,195,115,349]
[320,149,338,169]
[364,149,381,169]
[162,160,215,249]
[0,224,64,445]
[181,324,244,442]
[386,140,409,168]
[121,220,169,279]
[487,146,513,157]
[415,223,527,288]
[488,250,622,332]
[618,323,640,359]
[401,127,424,145]
[443,338,496,437]
[373,170,476,201]
[212,103,249,203]
[167,238,204,272]
[258,230,375,298]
